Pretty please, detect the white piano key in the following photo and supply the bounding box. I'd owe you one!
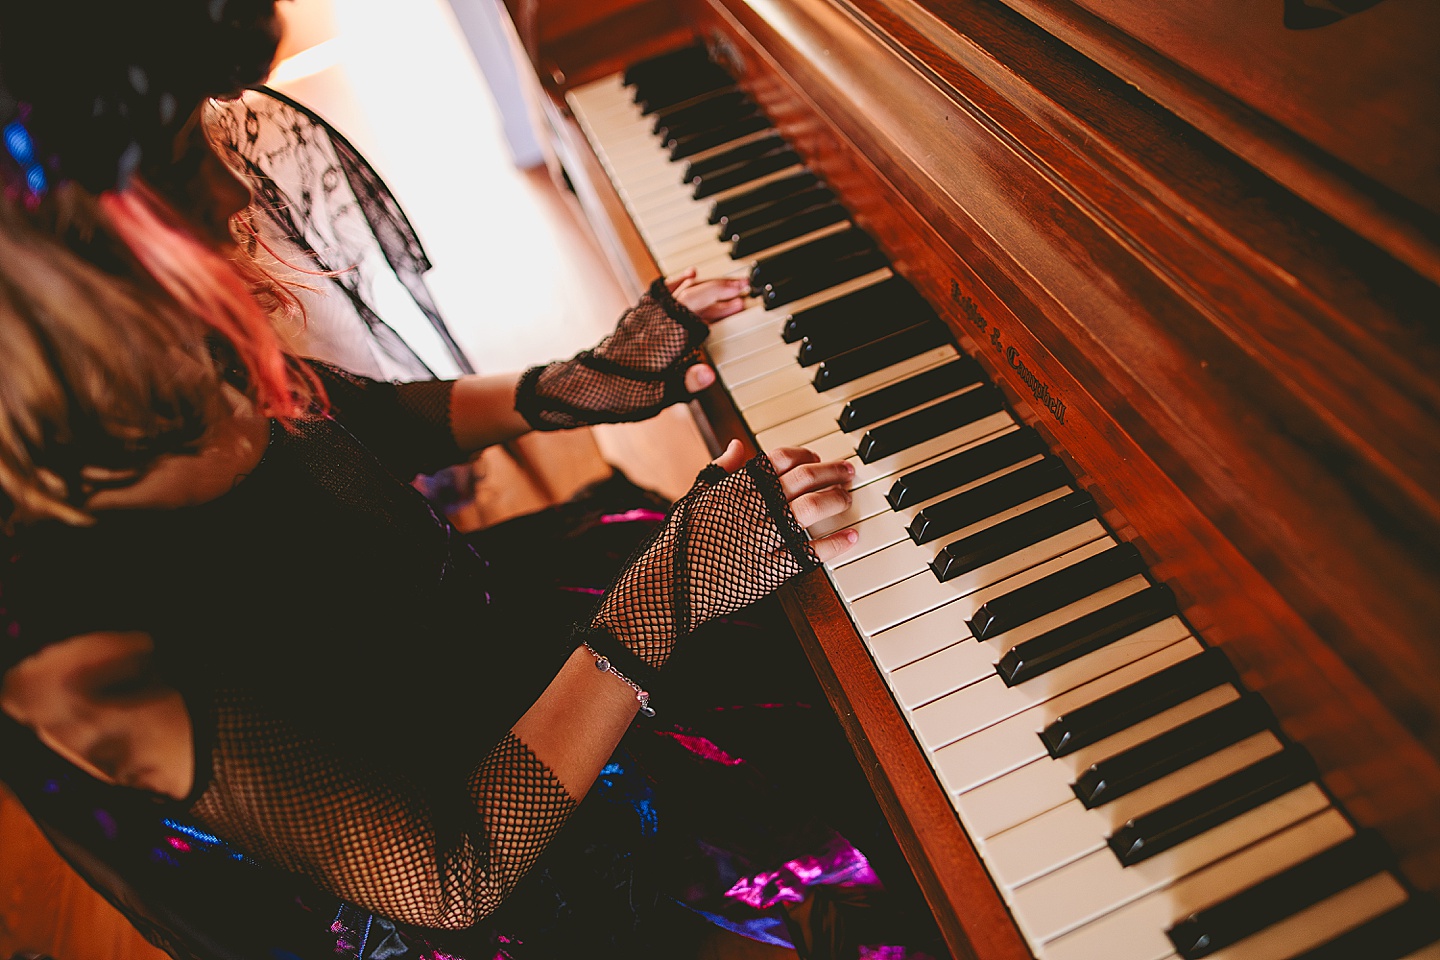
[641,218,711,248]
[849,412,1016,487]
[778,267,895,312]
[904,575,1163,725]
[702,164,815,206]
[686,251,753,279]
[759,402,851,452]
[910,615,1191,749]
[666,217,847,271]
[827,513,924,584]
[864,537,1120,671]
[981,722,1274,889]
[959,719,1279,843]
[888,571,1157,713]
[833,484,1073,576]
[1015,787,1336,946]
[799,429,862,464]
[763,371,985,450]
[1038,807,1353,960]
[728,361,823,409]
[726,336,947,410]
[714,340,800,385]
[706,304,781,344]
[834,487,1084,605]
[866,602,975,674]
[809,480,894,540]
[850,519,1111,636]
[932,637,1203,794]
[741,219,854,260]
[1404,943,1440,960]
[1204,872,1409,960]
[817,428,1031,555]
[743,346,957,432]
[652,232,729,264]
[885,640,999,710]
[707,323,789,366]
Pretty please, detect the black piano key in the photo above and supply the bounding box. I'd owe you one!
[731,203,849,259]
[693,150,801,199]
[1289,898,1440,960]
[1166,831,1392,959]
[813,322,953,391]
[708,172,819,224]
[761,248,891,307]
[719,185,835,236]
[638,78,734,116]
[1107,746,1316,866]
[636,64,735,114]
[783,276,931,343]
[1040,645,1234,757]
[669,114,772,160]
[838,358,985,431]
[909,455,1071,542]
[931,490,1097,583]
[858,386,1006,465]
[654,89,753,138]
[996,584,1177,686]
[972,542,1149,642]
[798,296,928,366]
[1071,694,1274,808]
[623,46,710,88]
[886,427,1047,510]
[684,134,788,182]
[733,203,849,260]
[749,228,877,289]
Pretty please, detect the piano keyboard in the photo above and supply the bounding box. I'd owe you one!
[565,46,1440,960]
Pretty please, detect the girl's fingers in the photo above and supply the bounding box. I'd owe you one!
[676,278,751,320]
[778,458,854,500]
[768,446,822,475]
[683,363,717,393]
[711,438,746,474]
[787,484,853,529]
[810,528,858,564]
[665,268,697,292]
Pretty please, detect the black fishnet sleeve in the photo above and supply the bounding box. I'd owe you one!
[189,689,576,930]
[514,278,710,430]
[576,455,820,693]
[306,361,465,479]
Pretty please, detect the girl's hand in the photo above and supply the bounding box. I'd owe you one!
[666,268,752,393]
[666,267,751,321]
[711,439,858,564]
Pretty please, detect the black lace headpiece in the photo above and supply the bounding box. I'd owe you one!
[0,0,283,197]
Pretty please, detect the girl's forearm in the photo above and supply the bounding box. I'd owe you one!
[448,373,533,453]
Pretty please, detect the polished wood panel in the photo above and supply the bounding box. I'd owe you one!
[498,0,1440,954]
[974,0,1440,232]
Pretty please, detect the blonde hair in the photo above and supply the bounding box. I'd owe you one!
[0,181,317,526]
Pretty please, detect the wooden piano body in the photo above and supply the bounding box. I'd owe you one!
[489,0,1440,955]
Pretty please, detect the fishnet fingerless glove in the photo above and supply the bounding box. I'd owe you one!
[576,455,821,695]
[515,278,710,429]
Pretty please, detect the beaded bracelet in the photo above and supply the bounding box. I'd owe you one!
[584,643,656,717]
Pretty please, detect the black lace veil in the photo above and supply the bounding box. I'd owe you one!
[207,86,476,380]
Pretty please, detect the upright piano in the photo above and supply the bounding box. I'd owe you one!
[488,0,1440,956]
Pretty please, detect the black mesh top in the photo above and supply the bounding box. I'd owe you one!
[2,363,585,927]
